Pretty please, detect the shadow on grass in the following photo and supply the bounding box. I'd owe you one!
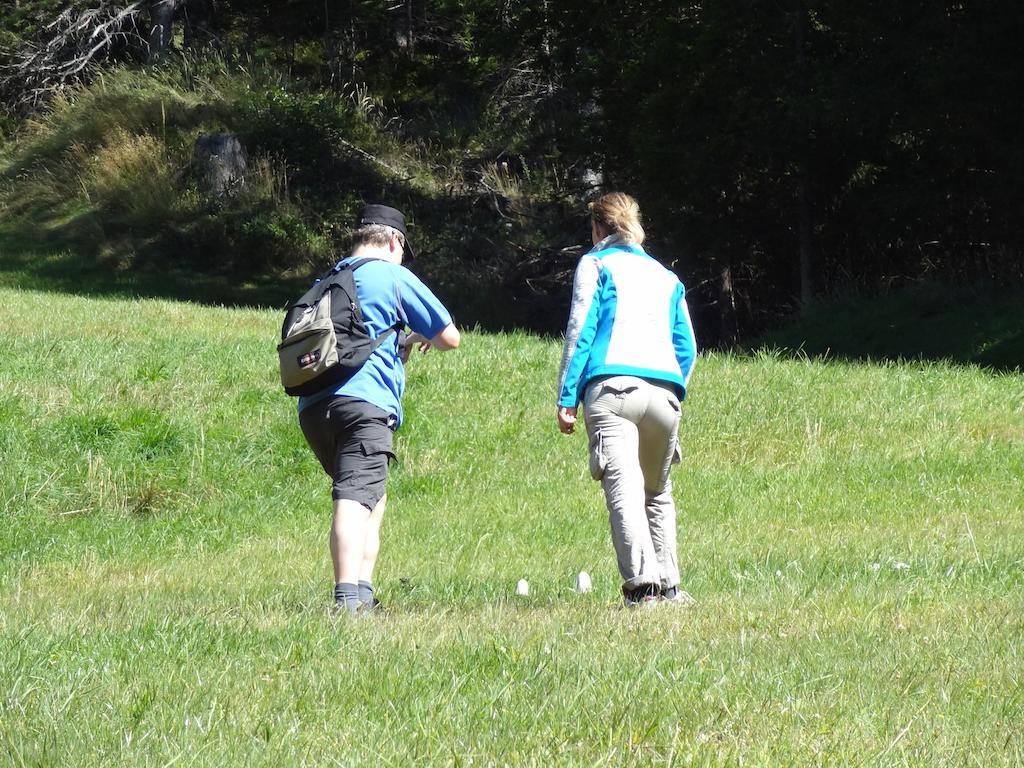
[0,225,306,310]
[750,283,1024,373]
[0,176,579,333]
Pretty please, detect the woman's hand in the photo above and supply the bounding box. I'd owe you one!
[557,406,578,435]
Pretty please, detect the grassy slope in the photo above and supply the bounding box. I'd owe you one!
[1,285,1022,766]
[0,67,579,334]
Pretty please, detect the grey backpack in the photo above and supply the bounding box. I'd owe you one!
[277,259,402,397]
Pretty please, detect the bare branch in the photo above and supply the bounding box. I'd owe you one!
[1,1,146,112]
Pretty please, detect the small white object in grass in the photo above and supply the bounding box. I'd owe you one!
[870,562,881,572]
[893,561,910,571]
[575,571,592,593]
[515,578,529,596]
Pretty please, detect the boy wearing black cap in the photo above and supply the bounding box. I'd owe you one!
[297,204,460,615]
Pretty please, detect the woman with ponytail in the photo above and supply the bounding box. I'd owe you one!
[556,192,698,607]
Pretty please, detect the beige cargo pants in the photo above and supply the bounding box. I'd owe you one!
[583,375,682,591]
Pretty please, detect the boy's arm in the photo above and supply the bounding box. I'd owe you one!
[430,324,460,350]
[402,324,460,357]
[396,268,459,354]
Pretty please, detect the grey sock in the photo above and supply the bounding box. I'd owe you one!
[358,580,374,605]
[334,582,359,613]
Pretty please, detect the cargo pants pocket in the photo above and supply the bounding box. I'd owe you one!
[358,437,396,466]
[588,430,607,480]
[672,401,682,466]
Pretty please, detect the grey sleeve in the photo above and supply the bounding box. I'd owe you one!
[556,255,601,402]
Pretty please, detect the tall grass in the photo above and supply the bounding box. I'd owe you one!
[1,286,1022,765]
[80,128,178,222]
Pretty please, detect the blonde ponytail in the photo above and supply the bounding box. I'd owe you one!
[589,192,645,245]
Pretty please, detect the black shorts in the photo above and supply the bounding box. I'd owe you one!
[298,396,397,510]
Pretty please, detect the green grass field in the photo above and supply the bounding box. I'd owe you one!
[1,283,1023,766]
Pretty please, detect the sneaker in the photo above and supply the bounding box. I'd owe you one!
[660,586,697,607]
[360,596,383,613]
[622,583,659,608]
[329,596,363,618]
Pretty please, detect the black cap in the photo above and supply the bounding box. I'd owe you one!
[356,204,415,260]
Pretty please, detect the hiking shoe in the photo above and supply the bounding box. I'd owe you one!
[622,583,659,608]
[360,596,384,614]
[660,586,697,607]
[329,597,363,619]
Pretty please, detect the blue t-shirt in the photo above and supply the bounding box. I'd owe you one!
[297,256,453,425]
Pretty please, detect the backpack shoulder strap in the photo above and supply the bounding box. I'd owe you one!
[368,319,407,352]
[300,257,376,303]
[343,257,376,272]
[322,257,404,346]
[328,256,376,276]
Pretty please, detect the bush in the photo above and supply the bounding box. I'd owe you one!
[236,85,377,190]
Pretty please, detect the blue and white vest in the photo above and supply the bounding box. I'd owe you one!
[557,236,697,408]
